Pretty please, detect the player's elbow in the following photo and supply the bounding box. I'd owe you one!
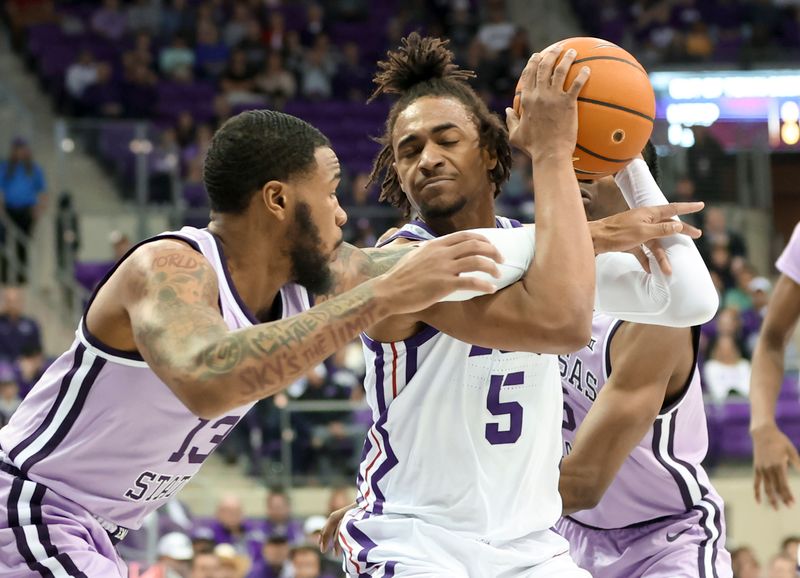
[554,314,593,353]
[664,277,719,327]
[561,480,603,513]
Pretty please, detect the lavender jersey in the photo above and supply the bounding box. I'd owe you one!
[353,218,566,543]
[0,227,311,530]
[560,313,725,533]
[777,222,800,284]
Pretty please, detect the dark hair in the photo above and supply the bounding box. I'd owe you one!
[203,110,330,214]
[642,140,660,185]
[782,536,800,550]
[290,545,321,561]
[368,33,512,217]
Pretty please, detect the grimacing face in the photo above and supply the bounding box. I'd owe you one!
[392,96,497,220]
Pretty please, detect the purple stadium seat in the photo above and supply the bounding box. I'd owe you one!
[183,182,207,208]
[718,401,752,459]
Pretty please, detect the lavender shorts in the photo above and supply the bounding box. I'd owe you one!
[556,507,732,578]
[0,466,127,578]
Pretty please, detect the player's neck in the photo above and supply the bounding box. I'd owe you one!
[422,197,497,236]
[207,216,290,316]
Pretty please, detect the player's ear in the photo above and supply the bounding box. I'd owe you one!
[481,147,498,172]
[262,180,288,221]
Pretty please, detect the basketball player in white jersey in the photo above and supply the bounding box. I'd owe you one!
[555,148,732,577]
[328,34,707,577]
[0,110,524,578]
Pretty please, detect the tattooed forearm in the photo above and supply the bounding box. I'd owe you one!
[323,243,414,298]
[132,249,391,417]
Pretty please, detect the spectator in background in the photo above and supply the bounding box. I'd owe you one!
[724,261,757,311]
[215,543,251,578]
[160,0,194,41]
[477,2,516,54]
[17,344,50,398]
[0,287,42,363]
[0,363,20,428]
[224,3,253,48]
[126,0,159,36]
[110,230,132,260]
[685,21,713,61]
[781,536,800,565]
[731,546,761,578]
[290,546,330,578]
[300,4,328,47]
[300,41,336,100]
[263,12,287,53]
[175,111,197,149]
[249,534,291,578]
[703,335,751,404]
[671,176,702,227]
[190,526,217,555]
[209,494,263,564]
[255,52,297,109]
[221,50,263,106]
[65,50,99,104]
[238,20,267,72]
[82,63,123,117]
[282,30,306,77]
[55,191,80,273]
[91,0,127,42]
[708,239,736,291]
[182,124,213,179]
[302,516,326,547]
[160,35,196,82]
[0,137,47,282]
[687,126,727,201]
[143,532,195,578]
[122,63,158,118]
[444,3,476,60]
[700,206,747,260]
[741,276,771,355]
[766,554,795,578]
[190,551,221,578]
[196,21,230,79]
[123,31,156,79]
[333,42,368,101]
[262,489,303,545]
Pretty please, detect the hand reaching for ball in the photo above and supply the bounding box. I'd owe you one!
[505,44,590,162]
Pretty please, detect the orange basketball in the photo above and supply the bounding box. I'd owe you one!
[513,37,655,179]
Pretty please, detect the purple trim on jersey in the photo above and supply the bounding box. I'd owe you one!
[405,345,418,384]
[368,412,397,515]
[603,319,625,378]
[80,234,204,361]
[9,345,86,465]
[660,326,702,415]
[360,324,439,354]
[345,519,377,572]
[374,348,386,414]
[20,355,106,474]
[208,231,260,325]
[499,217,523,228]
[652,417,693,510]
[376,230,425,247]
[8,476,88,578]
[355,436,374,505]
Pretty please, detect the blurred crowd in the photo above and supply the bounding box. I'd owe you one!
[121,488,353,578]
[733,537,800,578]
[571,0,800,67]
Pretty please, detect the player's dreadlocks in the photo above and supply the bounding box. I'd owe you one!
[642,140,661,185]
[367,33,512,217]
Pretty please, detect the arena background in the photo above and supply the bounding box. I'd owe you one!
[0,0,799,576]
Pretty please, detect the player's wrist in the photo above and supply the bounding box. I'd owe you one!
[750,418,779,436]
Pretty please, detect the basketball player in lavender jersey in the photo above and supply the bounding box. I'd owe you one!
[325,35,708,577]
[0,110,520,578]
[555,149,732,577]
[750,221,800,518]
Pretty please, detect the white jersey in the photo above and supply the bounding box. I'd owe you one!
[352,218,564,543]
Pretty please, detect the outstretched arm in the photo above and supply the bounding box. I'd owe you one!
[592,159,718,326]
[560,322,692,514]
[124,234,502,419]
[750,272,800,509]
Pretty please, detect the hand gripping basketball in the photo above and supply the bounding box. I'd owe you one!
[511,37,656,178]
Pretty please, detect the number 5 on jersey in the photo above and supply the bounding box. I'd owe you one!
[485,371,524,445]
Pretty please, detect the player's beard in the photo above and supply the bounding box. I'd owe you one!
[288,201,336,296]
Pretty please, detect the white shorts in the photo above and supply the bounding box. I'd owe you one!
[338,509,592,578]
